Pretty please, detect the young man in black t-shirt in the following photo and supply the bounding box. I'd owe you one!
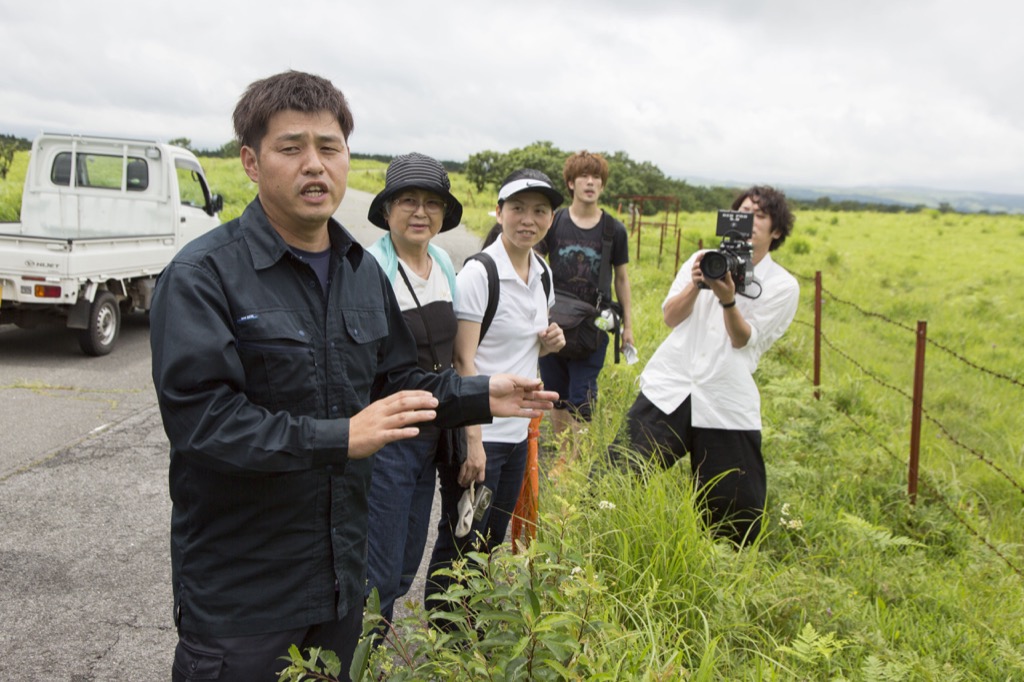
[539,151,634,464]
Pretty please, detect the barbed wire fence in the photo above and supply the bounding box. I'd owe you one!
[785,269,1024,578]
[624,217,1022,576]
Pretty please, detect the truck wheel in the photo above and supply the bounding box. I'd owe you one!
[78,291,121,356]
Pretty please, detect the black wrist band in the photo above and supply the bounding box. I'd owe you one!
[721,299,736,309]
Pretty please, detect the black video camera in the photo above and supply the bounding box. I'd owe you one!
[699,210,754,294]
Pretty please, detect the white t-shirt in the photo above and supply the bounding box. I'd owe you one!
[393,256,453,311]
[455,240,554,443]
[639,252,799,430]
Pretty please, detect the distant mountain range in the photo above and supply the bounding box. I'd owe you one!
[784,185,1024,214]
[683,177,1024,214]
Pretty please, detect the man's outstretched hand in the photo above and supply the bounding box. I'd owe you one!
[488,374,558,418]
[348,390,438,459]
[347,378,556,460]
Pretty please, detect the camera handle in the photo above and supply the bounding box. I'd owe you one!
[721,230,752,242]
[738,280,763,300]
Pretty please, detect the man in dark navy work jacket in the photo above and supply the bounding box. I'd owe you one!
[150,70,557,682]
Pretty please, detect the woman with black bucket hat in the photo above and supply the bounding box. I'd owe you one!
[364,152,464,629]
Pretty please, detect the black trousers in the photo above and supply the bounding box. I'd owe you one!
[172,602,363,682]
[621,392,766,545]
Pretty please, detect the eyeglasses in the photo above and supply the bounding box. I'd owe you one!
[393,196,446,215]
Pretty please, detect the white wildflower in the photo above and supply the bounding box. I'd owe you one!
[598,500,616,510]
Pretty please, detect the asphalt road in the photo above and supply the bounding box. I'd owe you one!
[0,187,483,680]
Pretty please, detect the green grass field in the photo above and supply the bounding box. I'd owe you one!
[4,150,1023,679]
[541,206,1024,679]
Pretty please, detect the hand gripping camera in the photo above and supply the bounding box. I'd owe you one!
[699,210,754,294]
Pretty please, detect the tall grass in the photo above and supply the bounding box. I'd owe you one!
[5,152,1022,678]
[541,205,1024,678]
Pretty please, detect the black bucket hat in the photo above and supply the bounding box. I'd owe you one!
[497,168,564,209]
[367,152,464,232]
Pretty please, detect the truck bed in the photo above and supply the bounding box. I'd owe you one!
[0,231,178,283]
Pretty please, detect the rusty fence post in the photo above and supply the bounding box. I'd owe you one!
[672,209,681,273]
[814,271,822,400]
[908,320,928,505]
[635,215,642,262]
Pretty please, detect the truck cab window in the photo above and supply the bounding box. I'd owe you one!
[50,152,148,190]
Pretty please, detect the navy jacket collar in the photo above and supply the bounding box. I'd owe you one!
[238,198,365,272]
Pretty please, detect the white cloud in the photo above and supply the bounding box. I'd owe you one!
[1,0,1022,194]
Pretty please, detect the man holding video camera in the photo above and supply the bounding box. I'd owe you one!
[619,185,798,545]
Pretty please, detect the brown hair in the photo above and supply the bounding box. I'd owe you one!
[731,185,795,251]
[562,151,609,196]
[232,70,354,152]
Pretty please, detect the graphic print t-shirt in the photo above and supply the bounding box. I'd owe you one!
[542,210,629,306]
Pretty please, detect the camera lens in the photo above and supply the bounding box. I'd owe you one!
[700,251,729,280]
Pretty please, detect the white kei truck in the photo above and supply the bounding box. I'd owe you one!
[0,133,223,355]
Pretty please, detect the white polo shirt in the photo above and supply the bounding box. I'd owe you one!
[639,252,799,430]
[455,240,554,443]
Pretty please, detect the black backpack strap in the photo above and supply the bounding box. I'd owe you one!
[464,253,499,344]
[535,252,551,301]
[597,212,615,308]
[536,208,565,257]
[598,213,622,364]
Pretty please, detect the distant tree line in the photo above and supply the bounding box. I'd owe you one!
[168,138,240,159]
[801,195,927,214]
[171,139,434,169]
[465,141,929,215]
[0,132,944,214]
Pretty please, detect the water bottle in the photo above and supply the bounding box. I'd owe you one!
[594,308,617,331]
[622,343,639,365]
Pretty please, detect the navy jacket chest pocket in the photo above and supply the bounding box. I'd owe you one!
[235,310,318,414]
[342,308,388,345]
[339,307,389,393]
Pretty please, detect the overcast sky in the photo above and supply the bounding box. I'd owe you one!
[2,0,1022,195]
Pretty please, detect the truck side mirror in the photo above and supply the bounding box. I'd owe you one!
[207,194,224,216]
